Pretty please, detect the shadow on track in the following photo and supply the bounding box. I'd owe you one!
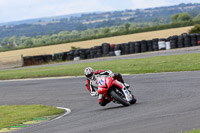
[91,102,141,112]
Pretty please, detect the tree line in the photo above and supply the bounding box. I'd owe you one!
[0,12,200,52]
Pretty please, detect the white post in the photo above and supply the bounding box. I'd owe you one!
[21,54,24,66]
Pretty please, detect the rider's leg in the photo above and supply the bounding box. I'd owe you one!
[98,94,110,106]
[114,73,130,88]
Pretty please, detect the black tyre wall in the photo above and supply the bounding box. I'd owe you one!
[134,42,141,53]
[147,40,153,51]
[141,40,147,52]
[152,39,159,51]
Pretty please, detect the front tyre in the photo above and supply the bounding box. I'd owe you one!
[110,89,130,106]
[129,95,137,104]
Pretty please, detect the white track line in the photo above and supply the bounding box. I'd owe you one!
[52,107,71,121]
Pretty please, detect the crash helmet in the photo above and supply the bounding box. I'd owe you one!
[84,67,95,79]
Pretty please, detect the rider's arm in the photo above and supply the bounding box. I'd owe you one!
[94,70,114,77]
[85,79,98,96]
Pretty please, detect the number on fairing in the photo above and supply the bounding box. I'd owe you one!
[99,79,105,86]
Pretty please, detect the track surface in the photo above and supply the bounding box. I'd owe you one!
[0,71,200,133]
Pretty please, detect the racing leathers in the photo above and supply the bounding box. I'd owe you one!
[85,69,128,106]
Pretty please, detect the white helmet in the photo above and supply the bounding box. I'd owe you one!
[84,67,94,79]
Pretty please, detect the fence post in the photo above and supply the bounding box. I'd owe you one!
[21,54,24,66]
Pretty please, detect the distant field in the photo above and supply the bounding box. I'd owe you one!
[0,26,193,58]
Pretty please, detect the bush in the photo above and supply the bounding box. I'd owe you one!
[189,24,200,34]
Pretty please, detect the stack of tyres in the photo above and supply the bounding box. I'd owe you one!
[43,55,53,63]
[158,39,166,50]
[147,40,153,51]
[141,40,147,52]
[73,50,80,58]
[110,44,115,52]
[85,49,91,59]
[79,49,86,59]
[197,34,200,45]
[53,53,64,61]
[114,44,121,51]
[90,47,97,58]
[23,56,33,66]
[102,43,110,56]
[166,38,171,50]
[114,44,121,56]
[120,43,126,55]
[95,46,102,58]
[124,43,130,54]
[109,44,115,56]
[62,52,68,61]
[169,36,178,49]
[134,42,141,53]
[109,51,115,56]
[152,39,159,51]
[129,42,135,54]
[191,34,198,46]
[178,35,184,48]
[182,33,191,47]
[33,55,44,65]
[67,50,74,60]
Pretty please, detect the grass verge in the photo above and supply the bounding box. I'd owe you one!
[0,105,64,129]
[185,129,200,133]
[0,53,200,80]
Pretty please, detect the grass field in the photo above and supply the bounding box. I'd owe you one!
[0,52,200,80]
[0,105,64,129]
[0,26,193,59]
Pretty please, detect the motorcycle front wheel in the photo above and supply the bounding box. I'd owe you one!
[110,89,130,106]
[129,95,137,104]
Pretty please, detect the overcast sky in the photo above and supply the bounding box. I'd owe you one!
[0,0,200,23]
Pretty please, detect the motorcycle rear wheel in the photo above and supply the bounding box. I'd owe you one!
[110,89,130,106]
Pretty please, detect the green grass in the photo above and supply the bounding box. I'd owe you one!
[185,129,200,133]
[0,53,200,80]
[0,105,64,129]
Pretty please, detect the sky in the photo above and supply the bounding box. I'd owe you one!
[0,0,200,23]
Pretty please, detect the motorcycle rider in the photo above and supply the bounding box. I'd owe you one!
[84,67,130,106]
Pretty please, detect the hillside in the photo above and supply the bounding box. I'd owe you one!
[0,26,192,58]
[0,3,199,41]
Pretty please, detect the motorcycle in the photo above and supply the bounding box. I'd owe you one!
[97,76,136,106]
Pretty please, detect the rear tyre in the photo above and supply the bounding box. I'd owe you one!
[110,89,130,106]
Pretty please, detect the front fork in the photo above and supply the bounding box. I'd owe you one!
[122,88,133,102]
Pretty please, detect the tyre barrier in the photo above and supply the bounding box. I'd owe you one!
[23,33,200,66]
[23,55,52,66]
[147,40,153,52]
[152,39,159,51]
[158,39,166,50]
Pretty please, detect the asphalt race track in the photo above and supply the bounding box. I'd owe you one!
[0,71,200,133]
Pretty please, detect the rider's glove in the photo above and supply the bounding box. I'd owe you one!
[91,91,99,96]
[106,70,114,77]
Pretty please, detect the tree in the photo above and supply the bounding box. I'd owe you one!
[193,14,200,21]
[178,13,192,21]
[125,23,131,32]
[101,27,110,34]
[1,37,9,46]
[171,13,192,23]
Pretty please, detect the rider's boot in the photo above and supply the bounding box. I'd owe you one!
[124,83,130,89]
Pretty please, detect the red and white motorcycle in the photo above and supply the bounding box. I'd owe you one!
[97,76,136,106]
